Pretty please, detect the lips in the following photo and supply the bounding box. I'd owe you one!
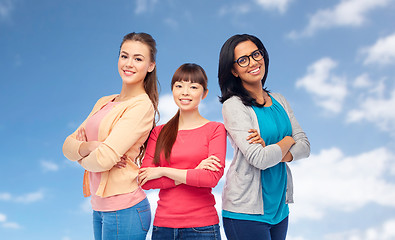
[179,98,192,104]
[249,67,260,74]
[123,70,135,76]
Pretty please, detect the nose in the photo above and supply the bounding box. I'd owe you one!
[182,87,189,95]
[248,55,259,67]
[126,58,134,68]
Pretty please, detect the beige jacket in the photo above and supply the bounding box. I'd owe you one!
[63,93,154,197]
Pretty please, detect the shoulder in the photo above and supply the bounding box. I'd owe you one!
[96,94,117,104]
[223,96,243,106]
[121,94,154,113]
[202,121,226,135]
[152,124,165,135]
[269,92,286,102]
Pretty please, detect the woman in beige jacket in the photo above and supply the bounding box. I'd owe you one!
[62,32,159,240]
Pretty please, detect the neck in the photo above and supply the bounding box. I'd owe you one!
[178,109,207,130]
[243,82,266,104]
[117,82,146,102]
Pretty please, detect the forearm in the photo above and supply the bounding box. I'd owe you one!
[161,167,187,184]
[276,136,295,159]
[281,151,293,162]
[79,141,101,157]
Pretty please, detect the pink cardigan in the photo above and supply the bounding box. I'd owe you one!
[63,93,154,198]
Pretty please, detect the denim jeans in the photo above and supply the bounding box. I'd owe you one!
[223,216,288,240]
[152,224,221,240]
[93,198,151,240]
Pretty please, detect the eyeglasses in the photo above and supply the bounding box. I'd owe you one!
[234,49,264,68]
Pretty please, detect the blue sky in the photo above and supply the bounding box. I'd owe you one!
[1,0,395,239]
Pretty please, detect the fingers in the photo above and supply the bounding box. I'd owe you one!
[76,128,88,141]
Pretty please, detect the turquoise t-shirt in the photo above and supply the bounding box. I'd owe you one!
[223,94,292,224]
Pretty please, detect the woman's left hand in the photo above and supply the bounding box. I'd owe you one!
[247,129,266,147]
[138,167,164,186]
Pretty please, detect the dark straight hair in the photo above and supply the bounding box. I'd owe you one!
[218,34,269,107]
[153,63,208,165]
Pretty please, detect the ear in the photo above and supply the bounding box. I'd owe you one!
[202,89,209,100]
[231,68,239,78]
[148,62,156,73]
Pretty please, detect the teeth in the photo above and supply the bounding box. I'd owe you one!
[250,68,259,73]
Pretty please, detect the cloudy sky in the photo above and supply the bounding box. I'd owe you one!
[1,0,395,239]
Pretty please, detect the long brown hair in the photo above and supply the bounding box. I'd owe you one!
[120,32,160,165]
[153,63,208,165]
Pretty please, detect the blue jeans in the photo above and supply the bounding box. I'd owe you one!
[223,216,288,240]
[93,198,151,240]
[152,224,221,240]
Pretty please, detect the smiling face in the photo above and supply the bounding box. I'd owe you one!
[118,40,156,87]
[172,80,207,112]
[231,40,266,90]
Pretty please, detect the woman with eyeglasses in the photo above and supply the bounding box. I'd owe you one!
[218,34,310,240]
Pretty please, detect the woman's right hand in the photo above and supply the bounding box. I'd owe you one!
[195,155,222,171]
[114,155,128,169]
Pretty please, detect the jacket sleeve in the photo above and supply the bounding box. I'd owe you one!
[140,127,177,190]
[185,123,227,188]
[222,97,283,170]
[62,96,110,162]
[77,99,154,172]
[273,93,310,161]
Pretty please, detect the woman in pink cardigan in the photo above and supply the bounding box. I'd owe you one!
[138,63,226,240]
[62,32,159,240]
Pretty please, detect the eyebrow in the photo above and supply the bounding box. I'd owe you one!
[120,51,145,58]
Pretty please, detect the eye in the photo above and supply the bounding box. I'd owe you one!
[134,57,143,62]
[238,57,248,65]
[253,51,261,58]
[191,85,198,89]
[121,54,128,59]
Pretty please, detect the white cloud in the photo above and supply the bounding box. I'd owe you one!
[0,0,14,20]
[0,213,6,222]
[347,86,395,133]
[290,147,395,222]
[360,33,395,66]
[15,190,44,204]
[0,193,11,201]
[218,3,251,16]
[0,213,21,229]
[80,198,92,213]
[158,94,178,125]
[254,0,293,13]
[134,0,158,14]
[0,190,44,204]
[2,222,21,229]
[296,57,347,114]
[164,18,179,30]
[288,0,392,38]
[353,73,372,88]
[323,218,395,240]
[40,160,59,172]
[219,0,292,16]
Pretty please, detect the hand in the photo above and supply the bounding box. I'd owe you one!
[76,128,101,157]
[76,128,88,142]
[247,129,266,147]
[138,167,164,186]
[114,155,128,169]
[195,155,222,171]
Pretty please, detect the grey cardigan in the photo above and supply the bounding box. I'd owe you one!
[222,93,310,215]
